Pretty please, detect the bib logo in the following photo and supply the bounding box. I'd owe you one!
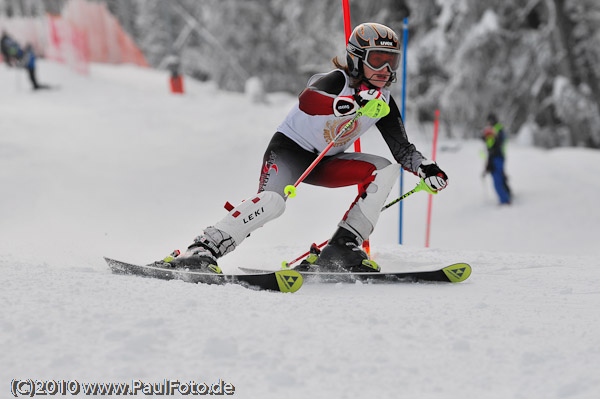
[324,118,360,147]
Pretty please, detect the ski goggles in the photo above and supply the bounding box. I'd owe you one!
[363,50,401,72]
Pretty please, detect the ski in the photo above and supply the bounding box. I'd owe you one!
[239,263,471,284]
[105,257,303,293]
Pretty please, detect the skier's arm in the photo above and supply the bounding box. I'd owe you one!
[377,96,448,191]
[297,70,345,116]
[297,71,385,117]
[375,96,425,174]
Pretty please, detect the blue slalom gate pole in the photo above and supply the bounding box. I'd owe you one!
[399,17,409,244]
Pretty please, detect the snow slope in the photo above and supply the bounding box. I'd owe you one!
[1,61,599,399]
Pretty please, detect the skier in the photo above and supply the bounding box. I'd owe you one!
[482,113,511,205]
[158,23,449,273]
[22,44,50,90]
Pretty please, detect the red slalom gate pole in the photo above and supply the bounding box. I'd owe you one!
[342,0,352,40]
[342,0,371,256]
[343,0,358,154]
[425,109,440,248]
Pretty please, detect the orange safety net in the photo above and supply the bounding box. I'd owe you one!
[0,0,147,73]
[62,0,147,67]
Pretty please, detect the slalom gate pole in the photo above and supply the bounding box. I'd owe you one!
[341,0,373,256]
[283,179,433,268]
[398,17,409,245]
[342,0,352,42]
[342,1,360,154]
[425,109,440,248]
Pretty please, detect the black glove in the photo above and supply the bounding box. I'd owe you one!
[418,160,448,192]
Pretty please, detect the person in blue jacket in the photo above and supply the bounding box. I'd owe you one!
[22,44,49,90]
[483,113,511,205]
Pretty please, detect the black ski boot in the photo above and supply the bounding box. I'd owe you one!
[316,227,380,272]
[292,243,322,272]
[153,243,222,274]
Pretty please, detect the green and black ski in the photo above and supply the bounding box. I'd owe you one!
[240,263,471,284]
[105,257,303,293]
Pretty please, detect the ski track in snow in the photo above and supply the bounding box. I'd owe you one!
[1,61,600,399]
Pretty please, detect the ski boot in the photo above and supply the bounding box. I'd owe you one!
[153,244,222,274]
[292,243,322,272]
[316,227,380,273]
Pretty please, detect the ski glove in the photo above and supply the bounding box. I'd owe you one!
[333,89,382,117]
[418,160,448,192]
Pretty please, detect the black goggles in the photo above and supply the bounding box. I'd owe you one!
[363,50,400,71]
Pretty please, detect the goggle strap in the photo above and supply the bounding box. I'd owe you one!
[347,43,365,58]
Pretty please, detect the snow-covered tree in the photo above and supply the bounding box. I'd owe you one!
[2,0,598,148]
[406,0,600,147]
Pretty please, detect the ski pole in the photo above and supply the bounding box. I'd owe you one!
[283,98,390,198]
[381,179,436,210]
[283,179,433,268]
[282,241,329,269]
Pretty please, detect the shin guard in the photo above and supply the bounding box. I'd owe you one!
[339,163,400,241]
[213,191,286,248]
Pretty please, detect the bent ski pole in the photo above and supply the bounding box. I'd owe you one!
[284,179,432,268]
[284,99,390,198]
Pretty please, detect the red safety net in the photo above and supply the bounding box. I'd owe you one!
[0,0,147,73]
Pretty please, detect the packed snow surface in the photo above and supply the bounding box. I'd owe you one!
[1,62,599,398]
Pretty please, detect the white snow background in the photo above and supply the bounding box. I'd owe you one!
[1,62,599,399]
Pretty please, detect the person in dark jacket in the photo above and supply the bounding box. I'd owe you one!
[1,31,23,66]
[483,113,511,205]
[22,44,50,90]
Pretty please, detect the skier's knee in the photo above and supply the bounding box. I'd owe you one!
[365,163,400,195]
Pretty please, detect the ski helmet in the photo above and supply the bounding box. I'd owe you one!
[346,23,401,82]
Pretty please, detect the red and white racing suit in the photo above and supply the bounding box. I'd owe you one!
[212,69,426,251]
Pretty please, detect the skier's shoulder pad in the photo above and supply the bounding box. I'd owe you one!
[307,69,348,96]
